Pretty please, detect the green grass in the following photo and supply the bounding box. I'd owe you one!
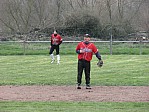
[0,55,149,112]
[0,55,149,86]
[0,101,149,112]
[0,42,149,55]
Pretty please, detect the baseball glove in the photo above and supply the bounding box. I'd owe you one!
[97,60,103,67]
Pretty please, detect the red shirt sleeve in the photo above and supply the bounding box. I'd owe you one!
[58,35,62,41]
[76,42,80,51]
[92,43,98,53]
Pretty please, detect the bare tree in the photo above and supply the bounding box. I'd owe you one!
[0,0,149,39]
[136,0,149,32]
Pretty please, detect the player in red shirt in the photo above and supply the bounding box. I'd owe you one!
[49,31,62,64]
[76,34,102,89]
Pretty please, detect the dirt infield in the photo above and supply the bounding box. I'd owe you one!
[0,86,149,102]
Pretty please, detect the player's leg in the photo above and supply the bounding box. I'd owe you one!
[84,61,91,89]
[77,60,83,89]
[56,46,60,64]
[49,46,55,63]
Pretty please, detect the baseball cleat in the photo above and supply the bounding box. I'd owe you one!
[77,84,81,89]
[57,61,60,65]
[51,60,54,63]
[77,86,81,89]
[86,84,91,89]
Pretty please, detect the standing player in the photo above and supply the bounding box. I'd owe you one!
[49,30,62,64]
[76,34,103,89]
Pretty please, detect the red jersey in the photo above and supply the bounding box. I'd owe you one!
[76,42,98,61]
[51,34,62,45]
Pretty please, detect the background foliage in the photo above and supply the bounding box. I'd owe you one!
[0,0,149,41]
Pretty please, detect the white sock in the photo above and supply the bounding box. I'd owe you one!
[57,55,60,63]
[50,54,54,61]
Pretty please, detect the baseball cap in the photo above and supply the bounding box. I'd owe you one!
[84,34,90,37]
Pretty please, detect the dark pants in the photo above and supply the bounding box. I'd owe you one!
[77,59,90,85]
[49,45,59,55]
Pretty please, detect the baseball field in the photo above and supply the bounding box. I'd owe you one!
[0,55,149,112]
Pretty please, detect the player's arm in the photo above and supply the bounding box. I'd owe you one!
[57,36,62,45]
[76,42,85,54]
[76,46,82,54]
[92,44,102,60]
[95,52,101,60]
[50,35,53,46]
[76,50,81,54]
[58,39,62,45]
[76,49,85,54]
[76,43,80,54]
[76,47,84,54]
[50,38,53,46]
[93,44,103,67]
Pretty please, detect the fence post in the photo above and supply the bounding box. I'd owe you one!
[110,35,113,55]
[139,40,142,55]
[23,40,26,55]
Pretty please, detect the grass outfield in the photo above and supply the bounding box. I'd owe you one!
[0,55,149,112]
[1,42,149,55]
[0,55,149,86]
[0,102,149,112]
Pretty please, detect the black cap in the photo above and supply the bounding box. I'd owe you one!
[84,34,90,37]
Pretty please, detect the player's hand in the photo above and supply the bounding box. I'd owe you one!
[80,50,85,53]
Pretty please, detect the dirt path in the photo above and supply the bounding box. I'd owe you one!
[0,86,149,102]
